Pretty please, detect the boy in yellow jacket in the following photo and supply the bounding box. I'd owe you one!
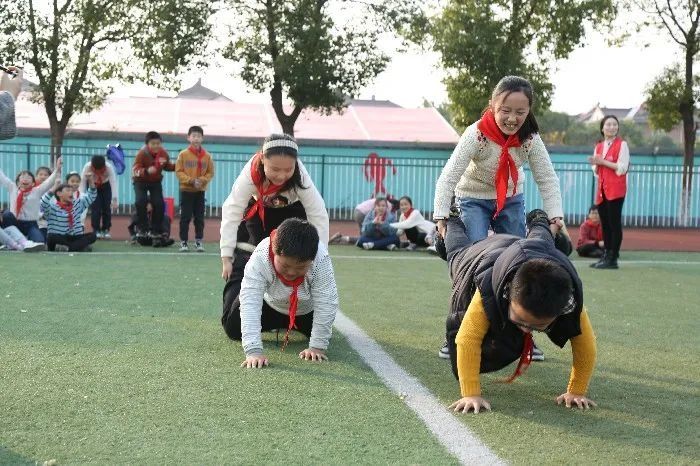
[175,125,215,252]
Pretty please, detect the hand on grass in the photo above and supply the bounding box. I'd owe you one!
[299,348,328,362]
[241,354,269,369]
[556,392,597,410]
[449,396,491,414]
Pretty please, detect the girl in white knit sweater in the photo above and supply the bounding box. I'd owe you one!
[390,196,435,250]
[433,76,563,246]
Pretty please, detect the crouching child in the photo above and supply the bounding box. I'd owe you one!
[222,218,339,368]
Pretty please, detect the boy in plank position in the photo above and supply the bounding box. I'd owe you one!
[437,209,597,413]
[222,218,339,368]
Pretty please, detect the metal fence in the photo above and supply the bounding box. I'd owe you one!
[1,142,699,227]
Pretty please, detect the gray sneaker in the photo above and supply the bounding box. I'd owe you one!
[195,241,205,252]
[55,244,70,252]
[438,341,450,359]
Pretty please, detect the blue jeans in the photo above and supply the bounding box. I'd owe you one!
[2,211,45,243]
[458,194,526,245]
[356,235,399,250]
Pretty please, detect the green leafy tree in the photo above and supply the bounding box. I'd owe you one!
[538,110,572,145]
[420,1,616,129]
[223,0,422,136]
[0,0,213,158]
[631,0,700,225]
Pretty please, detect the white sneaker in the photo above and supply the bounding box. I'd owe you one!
[386,244,397,251]
[531,345,545,362]
[95,231,104,239]
[426,245,437,254]
[103,231,112,239]
[195,241,205,252]
[22,241,46,252]
[438,341,450,359]
[362,242,374,250]
[179,241,189,252]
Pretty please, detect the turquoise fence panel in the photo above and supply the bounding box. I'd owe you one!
[1,142,698,227]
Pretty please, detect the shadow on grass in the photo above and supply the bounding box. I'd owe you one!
[0,446,35,465]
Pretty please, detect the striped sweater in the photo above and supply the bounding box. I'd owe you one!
[239,237,339,356]
[40,188,96,235]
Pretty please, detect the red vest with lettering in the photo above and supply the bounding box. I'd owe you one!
[594,137,627,205]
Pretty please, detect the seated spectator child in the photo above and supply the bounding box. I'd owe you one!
[128,198,175,247]
[0,157,62,242]
[0,216,45,252]
[221,218,340,369]
[390,196,436,251]
[436,210,596,414]
[577,206,604,258]
[65,171,89,228]
[41,174,97,252]
[356,197,399,250]
[35,166,52,237]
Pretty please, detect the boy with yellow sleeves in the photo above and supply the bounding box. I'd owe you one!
[436,209,597,413]
[176,125,215,252]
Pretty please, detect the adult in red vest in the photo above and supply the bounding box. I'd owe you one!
[588,115,630,269]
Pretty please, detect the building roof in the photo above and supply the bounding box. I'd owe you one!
[15,94,459,146]
[175,78,232,101]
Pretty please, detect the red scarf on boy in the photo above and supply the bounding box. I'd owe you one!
[402,208,414,221]
[504,332,533,383]
[15,187,33,216]
[92,166,107,188]
[189,145,206,177]
[244,153,283,228]
[477,109,521,219]
[57,199,75,229]
[268,230,305,350]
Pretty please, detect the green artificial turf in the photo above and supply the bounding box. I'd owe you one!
[334,248,700,465]
[0,246,456,465]
[1,244,699,464]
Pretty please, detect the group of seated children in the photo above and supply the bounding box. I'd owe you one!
[330,195,436,252]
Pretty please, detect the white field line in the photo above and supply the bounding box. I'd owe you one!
[334,311,505,466]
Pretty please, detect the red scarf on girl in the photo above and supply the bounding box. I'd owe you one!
[504,332,533,383]
[477,109,521,219]
[189,145,206,176]
[92,166,107,188]
[244,153,284,228]
[268,230,305,350]
[402,208,414,221]
[15,187,33,216]
[57,199,75,229]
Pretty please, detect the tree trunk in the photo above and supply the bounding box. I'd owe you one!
[679,47,696,226]
[49,119,65,164]
[269,82,303,137]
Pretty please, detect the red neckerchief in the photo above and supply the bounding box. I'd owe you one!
[244,153,283,228]
[584,219,603,241]
[57,199,74,229]
[477,109,522,219]
[74,190,80,199]
[403,208,414,220]
[189,145,206,176]
[504,332,533,383]
[268,230,305,350]
[93,166,107,188]
[15,187,33,216]
[148,148,163,170]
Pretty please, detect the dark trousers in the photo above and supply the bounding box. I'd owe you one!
[222,293,314,342]
[91,182,112,232]
[577,243,604,258]
[405,227,428,246]
[445,215,553,264]
[356,234,400,250]
[2,212,44,243]
[598,194,625,257]
[244,200,307,246]
[47,232,97,251]
[134,182,164,235]
[179,191,205,242]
